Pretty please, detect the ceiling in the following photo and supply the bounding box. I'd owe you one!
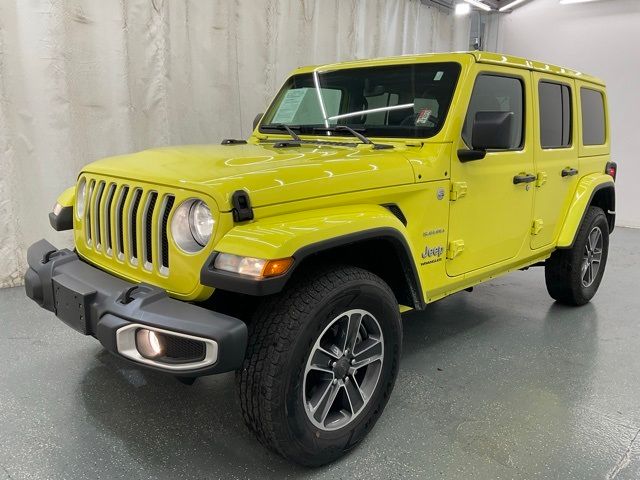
[422,0,533,12]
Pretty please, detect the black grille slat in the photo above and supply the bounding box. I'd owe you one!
[161,196,175,269]
[144,192,158,266]
[117,186,129,258]
[129,189,142,260]
[94,181,105,248]
[103,184,116,253]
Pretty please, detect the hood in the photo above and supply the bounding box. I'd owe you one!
[83,142,417,210]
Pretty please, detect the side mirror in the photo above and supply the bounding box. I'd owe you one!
[253,113,264,131]
[458,111,514,162]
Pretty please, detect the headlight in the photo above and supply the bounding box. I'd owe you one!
[189,200,214,246]
[170,199,215,253]
[76,178,86,218]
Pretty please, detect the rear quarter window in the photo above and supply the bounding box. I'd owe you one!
[539,81,572,148]
[580,88,606,145]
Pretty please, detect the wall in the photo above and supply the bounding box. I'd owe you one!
[488,0,640,227]
[0,0,457,288]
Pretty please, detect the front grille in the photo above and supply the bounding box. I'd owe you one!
[82,179,176,275]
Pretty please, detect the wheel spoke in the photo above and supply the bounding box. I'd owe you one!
[313,382,341,425]
[589,230,597,251]
[353,341,383,369]
[344,377,365,413]
[341,312,362,353]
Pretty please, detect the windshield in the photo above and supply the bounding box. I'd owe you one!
[260,62,461,139]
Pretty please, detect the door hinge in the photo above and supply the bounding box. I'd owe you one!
[450,182,468,201]
[447,239,465,259]
[531,219,544,235]
[536,172,547,187]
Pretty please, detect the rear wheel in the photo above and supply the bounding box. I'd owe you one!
[545,206,609,306]
[236,265,402,466]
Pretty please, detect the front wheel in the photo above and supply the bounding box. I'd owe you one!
[545,206,610,305]
[236,265,402,466]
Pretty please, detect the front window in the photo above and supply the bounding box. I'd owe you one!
[260,62,461,139]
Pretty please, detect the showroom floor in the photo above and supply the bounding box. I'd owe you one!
[1,228,639,480]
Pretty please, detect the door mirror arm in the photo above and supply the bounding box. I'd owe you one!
[457,149,486,162]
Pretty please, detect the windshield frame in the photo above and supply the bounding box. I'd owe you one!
[258,61,462,141]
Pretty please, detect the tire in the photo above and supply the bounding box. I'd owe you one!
[236,265,402,466]
[545,206,609,306]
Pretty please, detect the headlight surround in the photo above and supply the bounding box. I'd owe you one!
[75,178,86,218]
[171,199,215,253]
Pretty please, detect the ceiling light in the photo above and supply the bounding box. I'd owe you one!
[464,0,492,11]
[499,0,527,11]
[455,3,471,14]
[559,0,600,4]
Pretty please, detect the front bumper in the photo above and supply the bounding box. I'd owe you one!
[24,239,247,376]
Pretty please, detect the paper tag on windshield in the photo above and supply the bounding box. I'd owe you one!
[416,109,432,125]
[272,89,308,124]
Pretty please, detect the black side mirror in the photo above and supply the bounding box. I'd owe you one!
[253,113,263,131]
[458,111,514,162]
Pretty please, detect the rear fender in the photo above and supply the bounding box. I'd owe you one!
[556,174,615,248]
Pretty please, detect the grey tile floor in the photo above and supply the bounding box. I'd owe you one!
[1,227,639,479]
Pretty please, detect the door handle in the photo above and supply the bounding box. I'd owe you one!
[561,167,579,177]
[513,173,536,185]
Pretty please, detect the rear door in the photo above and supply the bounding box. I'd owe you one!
[446,66,535,277]
[531,74,579,249]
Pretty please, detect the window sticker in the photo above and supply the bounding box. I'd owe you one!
[272,88,308,124]
[416,108,432,125]
[434,71,444,81]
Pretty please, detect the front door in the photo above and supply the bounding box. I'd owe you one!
[446,67,535,277]
[530,73,579,249]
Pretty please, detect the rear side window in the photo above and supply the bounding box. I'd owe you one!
[580,88,606,145]
[463,74,524,150]
[539,81,572,148]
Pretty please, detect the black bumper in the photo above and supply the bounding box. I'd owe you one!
[24,239,247,376]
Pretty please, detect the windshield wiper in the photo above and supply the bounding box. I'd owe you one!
[265,124,301,141]
[313,126,393,150]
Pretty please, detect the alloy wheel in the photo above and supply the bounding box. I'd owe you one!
[303,309,384,431]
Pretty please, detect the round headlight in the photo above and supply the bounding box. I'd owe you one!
[171,199,215,253]
[189,201,214,246]
[76,178,86,218]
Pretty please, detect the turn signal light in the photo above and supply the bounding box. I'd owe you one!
[605,161,617,181]
[263,258,294,277]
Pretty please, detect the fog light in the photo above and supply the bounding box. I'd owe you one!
[135,329,166,359]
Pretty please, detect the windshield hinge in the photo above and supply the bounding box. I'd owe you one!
[447,239,465,259]
[450,182,468,201]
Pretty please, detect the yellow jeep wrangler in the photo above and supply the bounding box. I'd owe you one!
[25,51,616,465]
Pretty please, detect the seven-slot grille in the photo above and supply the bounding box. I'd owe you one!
[82,179,175,274]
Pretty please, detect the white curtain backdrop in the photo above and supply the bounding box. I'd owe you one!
[0,0,456,288]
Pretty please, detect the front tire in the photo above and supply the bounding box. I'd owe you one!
[236,265,402,466]
[545,206,609,305]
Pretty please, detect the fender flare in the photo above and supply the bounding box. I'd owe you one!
[556,174,615,249]
[200,205,424,306]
